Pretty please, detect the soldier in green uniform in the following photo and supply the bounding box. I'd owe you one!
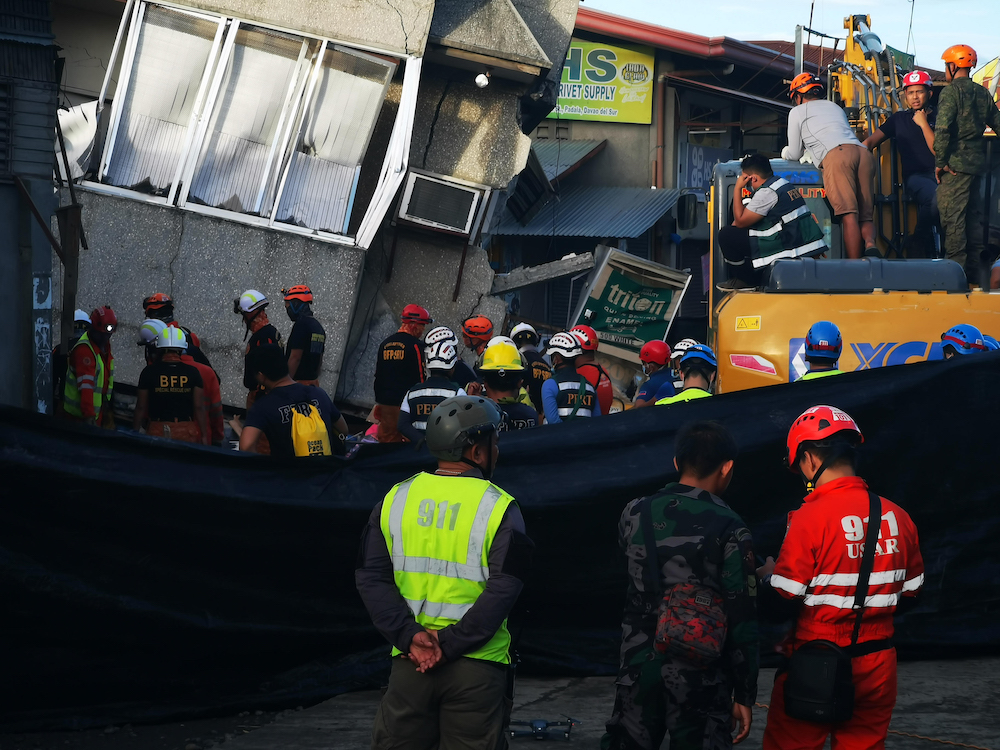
[935,44,1000,284]
[603,422,759,750]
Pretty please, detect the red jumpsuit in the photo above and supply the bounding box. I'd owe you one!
[763,476,923,750]
[577,360,613,416]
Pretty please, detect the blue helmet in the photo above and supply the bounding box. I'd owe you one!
[805,321,842,361]
[984,334,999,351]
[680,344,718,369]
[941,324,987,355]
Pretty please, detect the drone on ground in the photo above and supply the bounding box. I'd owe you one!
[508,717,580,741]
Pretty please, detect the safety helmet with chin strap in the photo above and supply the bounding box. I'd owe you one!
[425,326,459,347]
[137,318,169,347]
[786,405,864,492]
[424,339,458,371]
[510,322,540,348]
[156,326,188,351]
[425,396,503,477]
[545,331,583,360]
[235,289,268,315]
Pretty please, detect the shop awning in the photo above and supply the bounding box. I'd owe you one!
[667,75,792,112]
[532,139,607,182]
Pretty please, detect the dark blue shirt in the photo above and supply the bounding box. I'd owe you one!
[880,108,936,179]
[497,400,538,431]
[245,382,343,457]
[635,370,676,404]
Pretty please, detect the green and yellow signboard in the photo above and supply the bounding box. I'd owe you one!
[549,38,656,124]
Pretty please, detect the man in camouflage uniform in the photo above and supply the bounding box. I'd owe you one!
[603,422,758,750]
[935,44,1000,283]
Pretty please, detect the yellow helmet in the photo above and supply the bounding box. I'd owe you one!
[479,341,524,372]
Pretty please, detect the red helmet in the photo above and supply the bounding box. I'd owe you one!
[401,304,432,324]
[570,324,599,352]
[90,306,118,335]
[786,405,863,471]
[142,292,173,313]
[282,284,313,303]
[639,340,671,366]
[462,315,494,342]
[902,70,932,89]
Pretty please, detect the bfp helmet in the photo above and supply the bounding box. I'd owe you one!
[788,72,824,99]
[90,306,118,335]
[941,324,986,355]
[805,321,843,361]
[786,405,863,471]
[425,325,459,346]
[142,292,173,314]
[670,338,699,362]
[545,331,583,359]
[462,315,494,343]
[983,334,999,351]
[282,285,313,303]
[902,70,932,89]
[941,44,977,69]
[479,341,524,372]
[156,326,187,351]
[639,340,671,366]
[401,304,432,324]
[510,322,540,347]
[73,309,91,336]
[680,344,717,369]
[570,324,599,352]
[424,339,458,371]
[425,396,503,461]
[137,318,168,346]
[234,289,268,315]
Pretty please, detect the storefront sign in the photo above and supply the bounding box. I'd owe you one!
[549,39,655,124]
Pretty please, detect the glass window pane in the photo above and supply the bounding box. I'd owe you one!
[274,48,393,233]
[104,6,218,194]
[188,25,313,214]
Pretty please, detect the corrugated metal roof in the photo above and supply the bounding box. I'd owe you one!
[494,186,680,238]
[532,139,606,181]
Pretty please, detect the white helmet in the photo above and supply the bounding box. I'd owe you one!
[545,331,583,359]
[138,318,169,346]
[510,322,539,347]
[74,309,91,324]
[425,339,458,370]
[235,289,268,314]
[425,325,459,346]
[156,326,187,350]
[670,338,699,362]
[486,335,517,349]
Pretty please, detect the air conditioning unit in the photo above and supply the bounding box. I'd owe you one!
[397,169,491,236]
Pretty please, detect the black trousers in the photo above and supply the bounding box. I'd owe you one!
[717,226,762,284]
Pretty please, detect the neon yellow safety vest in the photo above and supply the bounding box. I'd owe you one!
[799,369,842,381]
[380,472,515,664]
[63,332,114,418]
[655,388,712,406]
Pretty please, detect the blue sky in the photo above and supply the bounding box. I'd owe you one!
[584,0,996,70]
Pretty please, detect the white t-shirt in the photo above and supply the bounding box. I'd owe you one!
[746,186,779,216]
[782,99,860,165]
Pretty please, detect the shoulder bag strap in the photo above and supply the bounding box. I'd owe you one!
[567,375,588,419]
[851,490,882,645]
[639,496,661,597]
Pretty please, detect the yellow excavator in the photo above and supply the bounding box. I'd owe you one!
[701,14,1000,393]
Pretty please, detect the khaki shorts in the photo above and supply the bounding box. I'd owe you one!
[821,143,875,221]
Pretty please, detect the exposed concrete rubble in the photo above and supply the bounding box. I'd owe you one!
[490,252,595,295]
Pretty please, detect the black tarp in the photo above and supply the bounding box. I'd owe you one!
[3,354,1000,730]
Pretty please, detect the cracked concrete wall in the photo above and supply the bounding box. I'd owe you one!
[53,190,365,407]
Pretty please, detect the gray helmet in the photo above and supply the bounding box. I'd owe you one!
[425,395,503,461]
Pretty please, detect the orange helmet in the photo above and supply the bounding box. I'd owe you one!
[788,73,824,99]
[282,285,313,303]
[941,44,977,69]
[142,292,173,313]
[462,315,494,343]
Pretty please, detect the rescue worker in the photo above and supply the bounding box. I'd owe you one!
[935,45,1000,285]
[863,71,939,257]
[143,292,213,368]
[718,153,827,291]
[479,339,538,431]
[604,421,758,750]
[355,395,532,750]
[670,338,699,391]
[510,322,551,412]
[656,345,716,405]
[460,315,494,396]
[235,290,281,453]
[53,309,92,416]
[940,323,987,358]
[758,406,923,750]
[541,331,600,423]
[282,285,326,386]
[398,337,466,443]
[782,74,878,259]
[63,306,117,427]
[633,340,675,408]
[800,321,843,380]
[375,304,431,442]
[423,325,476,391]
[571,324,614,415]
[134,327,209,445]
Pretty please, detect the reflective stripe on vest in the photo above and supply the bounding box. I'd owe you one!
[655,387,712,406]
[747,175,827,267]
[380,473,514,663]
[553,368,595,419]
[404,377,461,432]
[800,369,842,381]
[63,333,113,418]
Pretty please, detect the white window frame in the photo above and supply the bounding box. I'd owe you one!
[87,0,421,249]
